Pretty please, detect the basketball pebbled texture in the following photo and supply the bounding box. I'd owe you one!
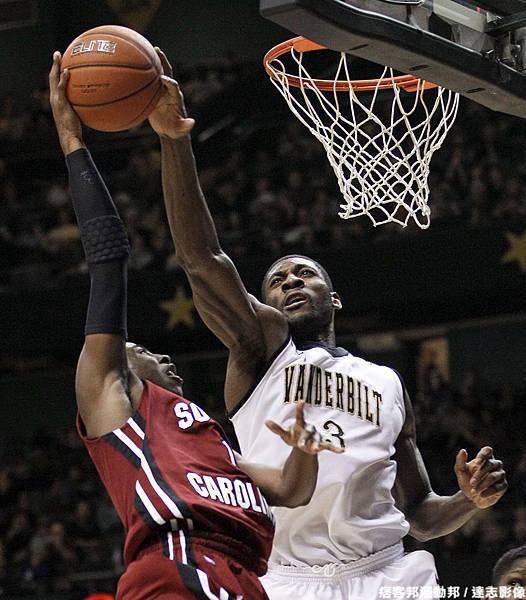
[61,25,163,132]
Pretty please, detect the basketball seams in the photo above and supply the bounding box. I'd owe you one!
[75,81,162,132]
[61,26,163,131]
[70,73,161,108]
[118,82,163,130]
[66,63,155,72]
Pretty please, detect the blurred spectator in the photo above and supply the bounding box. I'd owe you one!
[5,510,34,567]
[513,506,526,546]
[19,545,51,595]
[1,58,525,288]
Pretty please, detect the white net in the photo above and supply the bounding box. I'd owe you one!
[266,43,460,228]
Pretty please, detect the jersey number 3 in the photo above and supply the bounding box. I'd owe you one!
[323,420,346,449]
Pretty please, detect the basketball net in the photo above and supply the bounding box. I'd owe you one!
[264,38,460,229]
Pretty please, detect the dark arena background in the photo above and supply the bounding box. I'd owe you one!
[1,0,526,597]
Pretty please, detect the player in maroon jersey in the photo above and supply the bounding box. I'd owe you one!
[49,53,343,600]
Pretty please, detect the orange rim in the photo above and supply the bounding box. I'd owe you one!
[263,36,437,93]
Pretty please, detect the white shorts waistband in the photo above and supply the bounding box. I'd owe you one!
[268,542,404,580]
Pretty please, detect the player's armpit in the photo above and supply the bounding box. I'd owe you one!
[76,334,142,438]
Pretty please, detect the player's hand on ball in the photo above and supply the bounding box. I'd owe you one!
[148,48,195,139]
[48,51,83,155]
[265,401,344,455]
[454,446,507,509]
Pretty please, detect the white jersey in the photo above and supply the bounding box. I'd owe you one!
[230,338,410,567]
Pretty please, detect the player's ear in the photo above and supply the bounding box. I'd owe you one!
[331,292,342,310]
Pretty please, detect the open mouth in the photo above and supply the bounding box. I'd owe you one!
[165,364,183,384]
[284,293,307,310]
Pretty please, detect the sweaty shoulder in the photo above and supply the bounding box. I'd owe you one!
[225,296,288,413]
[250,295,289,359]
[250,295,289,364]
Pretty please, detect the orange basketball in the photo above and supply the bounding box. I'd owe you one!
[61,25,163,132]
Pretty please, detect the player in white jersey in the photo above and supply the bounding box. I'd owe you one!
[148,50,508,599]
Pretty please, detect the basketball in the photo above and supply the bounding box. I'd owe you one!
[61,25,163,132]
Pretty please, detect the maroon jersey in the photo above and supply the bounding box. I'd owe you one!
[77,380,274,576]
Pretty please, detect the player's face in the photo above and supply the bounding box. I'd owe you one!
[263,258,341,337]
[496,557,526,587]
[126,343,183,395]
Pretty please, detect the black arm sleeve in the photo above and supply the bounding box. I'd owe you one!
[66,148,130,338]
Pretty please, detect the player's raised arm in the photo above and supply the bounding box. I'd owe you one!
[49,52,141,438]
[235,402,343,507]
[393,385,507,541]
[147,50,288,375]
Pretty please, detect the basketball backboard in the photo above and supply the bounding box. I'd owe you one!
[260,0,526,117]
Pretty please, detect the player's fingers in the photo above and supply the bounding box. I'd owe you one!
[179,118,195,133]
[159,75,192,126]
[479,479,508,500]
[152,80,168,104]
[154,46,173,77]
[265,420,290,440]
[49,51,61,86]
[475,469,507,495]
[159,75,187,105]
[51,50,61,67]
[454,448,468,472]
[470,458,503,487]
[319,441,345,454]
[58,68,70,92]
[470,446,493,470]
[160,74,179,90]
[297,423,317,450]
[295,401,306,428]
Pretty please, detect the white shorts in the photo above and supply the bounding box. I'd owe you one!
[260,544,438,600]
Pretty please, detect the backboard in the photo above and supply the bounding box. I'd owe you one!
[260,0,526,117]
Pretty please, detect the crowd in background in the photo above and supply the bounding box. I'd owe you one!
[0,370,524,596]
[410,366,526,582]
[1,56,526,291]
[2,53,526,596]
[0,429,122,597]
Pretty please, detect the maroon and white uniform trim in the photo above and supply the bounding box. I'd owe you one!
[78,380,274,599]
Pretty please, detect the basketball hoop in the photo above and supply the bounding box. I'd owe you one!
[264,37,460,229]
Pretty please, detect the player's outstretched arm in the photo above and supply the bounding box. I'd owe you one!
[236,402,344,508]
[147,50,288,391]
[49,52,141,437]
[393,387,507,541]
[49,52,84,157]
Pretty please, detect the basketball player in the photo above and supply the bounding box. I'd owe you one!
[492,545,526,590]
[149,50,508,598]
[49,52,343,600]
